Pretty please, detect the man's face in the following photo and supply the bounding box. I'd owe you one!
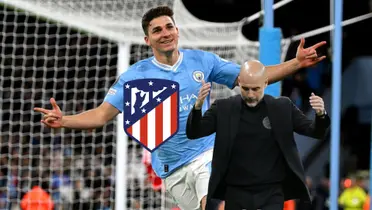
[239,75,267,107]
[144,16,179,54]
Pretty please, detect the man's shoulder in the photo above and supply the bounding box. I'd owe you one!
[181,48,217,60]
[117,58,153,79]
[117,68,139,81]
[181,48,208,55]
[130,58,154,71]
[214,94,240,105]
[264,94,292,104]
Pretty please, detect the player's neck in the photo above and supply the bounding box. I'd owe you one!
[153,50,179,66]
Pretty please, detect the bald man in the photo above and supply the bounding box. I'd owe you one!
[186,60,330,210]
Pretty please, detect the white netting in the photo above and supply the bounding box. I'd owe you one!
[0,5,118,210]
[0,0,291,209]
[1,0,254,46]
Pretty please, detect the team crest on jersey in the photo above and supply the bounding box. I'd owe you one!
[192,70,204,82]
[123,79,180,152]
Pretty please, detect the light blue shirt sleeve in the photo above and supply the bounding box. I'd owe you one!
[207,52,241,89]
[103,69,142,112]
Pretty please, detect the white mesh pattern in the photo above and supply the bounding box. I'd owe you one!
[0,5,118,210]
[1,0,249,46]
[0,1,291,209]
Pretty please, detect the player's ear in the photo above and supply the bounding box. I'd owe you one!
[144,36,150,46]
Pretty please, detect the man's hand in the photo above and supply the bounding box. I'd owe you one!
[195,80,211,110]
[34,98,63,128]
[296,38,327,68]
[309,93,325,116]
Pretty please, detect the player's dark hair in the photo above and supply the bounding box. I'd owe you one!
[141,6,176,36]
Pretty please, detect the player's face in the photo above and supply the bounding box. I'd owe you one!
[144,16,179,54]
[239,76,267,107]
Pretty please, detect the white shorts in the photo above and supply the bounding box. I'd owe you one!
[164,149,213,210]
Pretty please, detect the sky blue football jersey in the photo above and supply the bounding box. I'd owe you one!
[104,48,240,178]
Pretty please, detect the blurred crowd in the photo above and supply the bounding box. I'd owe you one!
[0,134,115,210]
[282,170,372,210]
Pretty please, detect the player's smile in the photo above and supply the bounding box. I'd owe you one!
[159,40,175,49]
[160,39,173,44]
[158,37,176,52]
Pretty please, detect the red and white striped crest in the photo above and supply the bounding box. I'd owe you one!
[123,79,179,152]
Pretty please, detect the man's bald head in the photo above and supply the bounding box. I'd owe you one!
[239,60,268,84]
[238,60,268,107]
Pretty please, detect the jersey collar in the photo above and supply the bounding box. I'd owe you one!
[151,51,183,72]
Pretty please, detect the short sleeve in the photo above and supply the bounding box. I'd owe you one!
[103,70,141,112]
[208,53,240,89]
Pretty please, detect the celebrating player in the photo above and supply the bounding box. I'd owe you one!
[34,6,326,210]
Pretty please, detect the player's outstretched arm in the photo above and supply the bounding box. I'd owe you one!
[265,38,327,84]
[34,98,119,130]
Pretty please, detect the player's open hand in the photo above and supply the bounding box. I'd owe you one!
[296,38,327,68]
[34,98,63,128]
[309,93,325,116]
[195,80,211,110]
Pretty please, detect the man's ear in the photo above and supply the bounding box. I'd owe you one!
[233,75,240,87]
[235,76,241,87]
[144,36,150,46]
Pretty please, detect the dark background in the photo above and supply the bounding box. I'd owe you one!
[183,0,372,68]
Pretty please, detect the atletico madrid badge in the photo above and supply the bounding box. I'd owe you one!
[123,79,180,152]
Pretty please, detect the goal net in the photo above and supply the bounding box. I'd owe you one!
[0,0,291,209]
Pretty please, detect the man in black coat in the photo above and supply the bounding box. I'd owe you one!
[186,60,330,210]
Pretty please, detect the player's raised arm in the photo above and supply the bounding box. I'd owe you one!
[208,38,326,89]
[34,98,119,130]
[265,38,327,84]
